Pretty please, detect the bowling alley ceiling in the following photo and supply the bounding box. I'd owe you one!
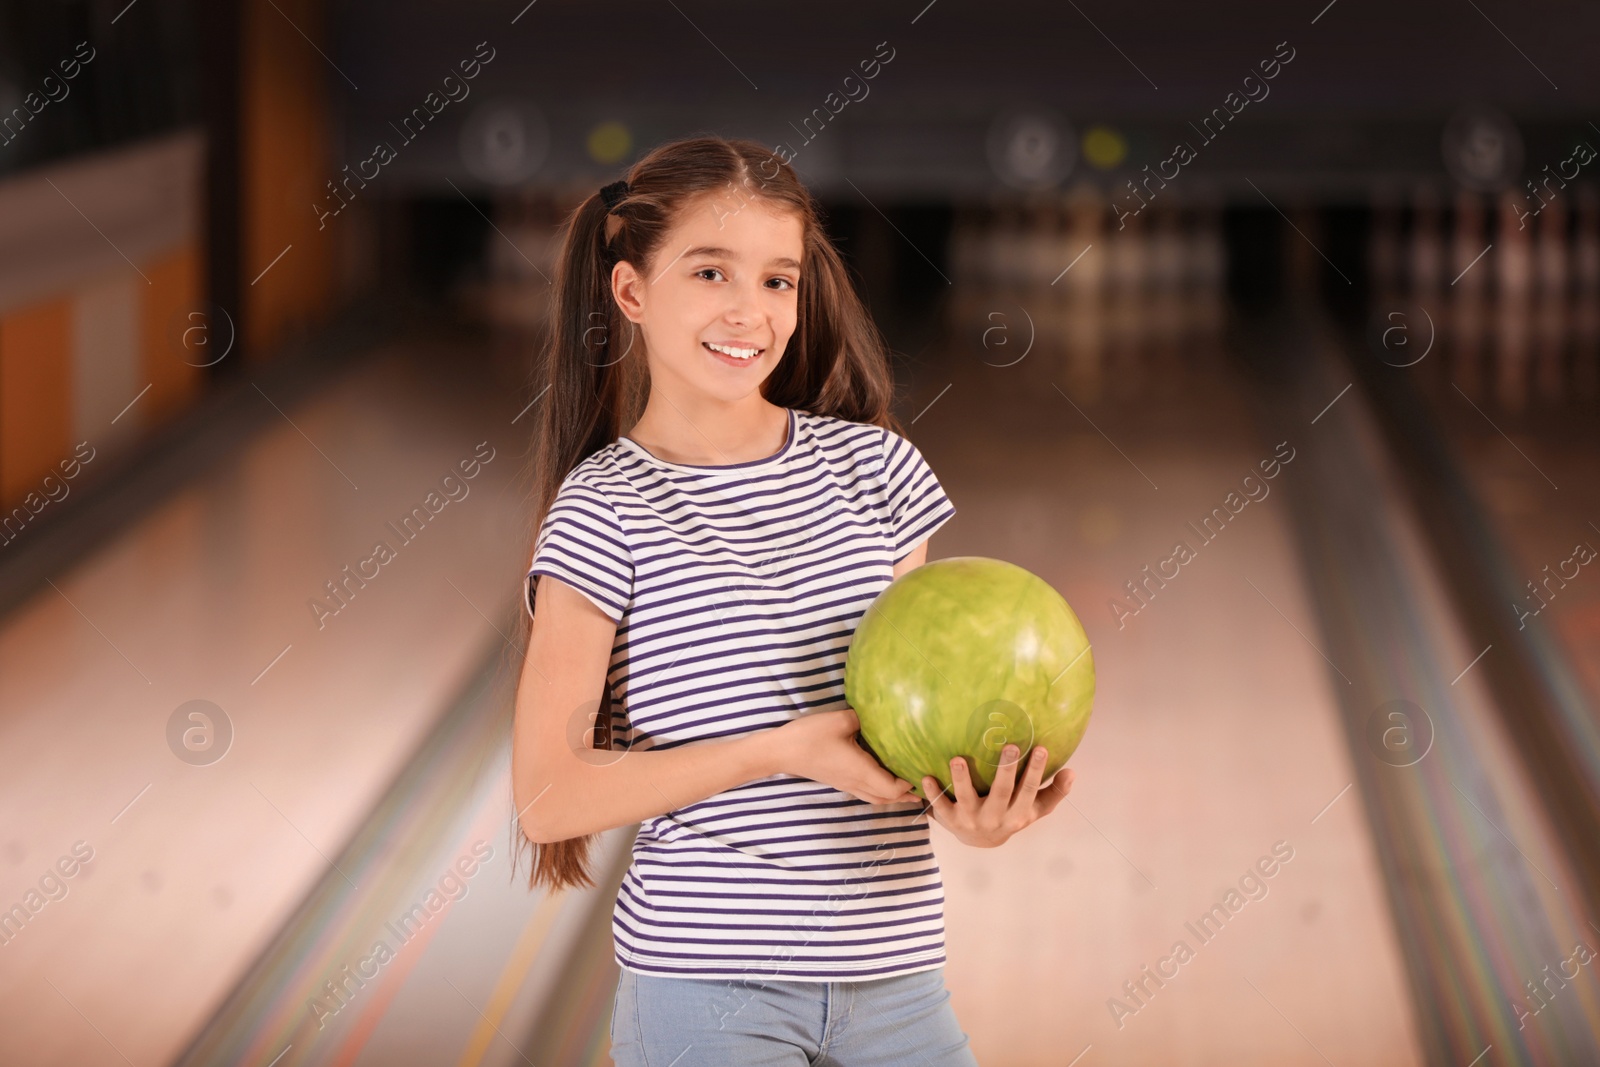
[334,0,1600,198]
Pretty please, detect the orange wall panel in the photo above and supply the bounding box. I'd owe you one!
[0,300,72,507]
[241,0,338,360]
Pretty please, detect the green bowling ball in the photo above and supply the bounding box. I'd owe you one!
[845,557,1095,799]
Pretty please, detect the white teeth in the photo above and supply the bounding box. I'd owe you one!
[706,342,760,360]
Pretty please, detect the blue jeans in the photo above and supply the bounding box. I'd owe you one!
[608,964,981,1066]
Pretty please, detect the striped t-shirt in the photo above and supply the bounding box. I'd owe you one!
[524,405,957,982]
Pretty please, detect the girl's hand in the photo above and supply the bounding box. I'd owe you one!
[921,745,1075,848]
[774,707,918,806]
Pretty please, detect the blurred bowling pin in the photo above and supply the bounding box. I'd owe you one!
[984,199,1020,291]
[946,204,987,339]
[1448,188,1488,293]
[1189,202,1226,337]
[1533,197,1569,404]
[1369,187,1404,305]
[1061,185,1107,400]
[1104,204,1147,378]
[1446,189,1486,397]
[1018,195,1064,383]
[1495,187,1534,300]
[1023,194,1061,289]
[1059,182,1106,298]
[1493,190,1533,411]
[1573,184,1600,400]
[1410,183,1445,296]
[1146,207,1186,351]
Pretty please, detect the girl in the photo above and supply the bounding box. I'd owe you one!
[510,135,1075,1065]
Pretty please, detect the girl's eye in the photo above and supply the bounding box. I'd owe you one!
[693,268,796,291]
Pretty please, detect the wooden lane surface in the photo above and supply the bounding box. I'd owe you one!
[0,341,532,1066]
[905,318,1426,1066]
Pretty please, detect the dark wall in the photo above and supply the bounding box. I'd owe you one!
[0,0,201,178]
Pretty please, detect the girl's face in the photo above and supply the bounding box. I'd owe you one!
[612,190,803,405]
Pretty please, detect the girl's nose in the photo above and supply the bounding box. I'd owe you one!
[723,278,770,319]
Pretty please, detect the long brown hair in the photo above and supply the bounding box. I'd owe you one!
[511,134,908,894]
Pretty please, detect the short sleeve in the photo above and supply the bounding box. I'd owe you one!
[525,478,634,624]
[880,429,956,562]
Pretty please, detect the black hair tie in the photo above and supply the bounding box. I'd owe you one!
[600,179,630,213]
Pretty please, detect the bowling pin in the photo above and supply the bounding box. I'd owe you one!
[1574,183,1600,291]
[1039,191,1080,379]
[1283,202,1322,296]
[1493,189,1534,412]
[1495,187,1534,301]
[1061,184,1107,401]
[1572,184,1600,400]
[1533,196,1569,405]
[1447,188,1487,293]
[1024,194,1062,289]
[1189,201,1226,337]
[1446,189,1485,399]
[947,204,986,339]
[976,198,1012,356]
[1368,187,1404,306]
[1410,183,1445,297]
[990,199,1025,292]
[1059,181,1106,299]
[1147,207,1186,352]
[1104,204,1147,384]
[1014,195,1060,387]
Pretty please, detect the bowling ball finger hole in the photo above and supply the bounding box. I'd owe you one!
[965,699,1035,774]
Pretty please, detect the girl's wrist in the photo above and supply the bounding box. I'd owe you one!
[743,726,785,780]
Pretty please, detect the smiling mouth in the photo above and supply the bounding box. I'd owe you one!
[703,341,764,361]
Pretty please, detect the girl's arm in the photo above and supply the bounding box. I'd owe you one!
[512,575,913,844]
[891,538,929,579]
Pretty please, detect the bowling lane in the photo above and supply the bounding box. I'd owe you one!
[1369,182,1600,734]
[1359,183,1600,910]
[913,204,1423,1066]
[0,336,536,1066]
[173,638,633,1067]
[1257,300,1600,1060]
